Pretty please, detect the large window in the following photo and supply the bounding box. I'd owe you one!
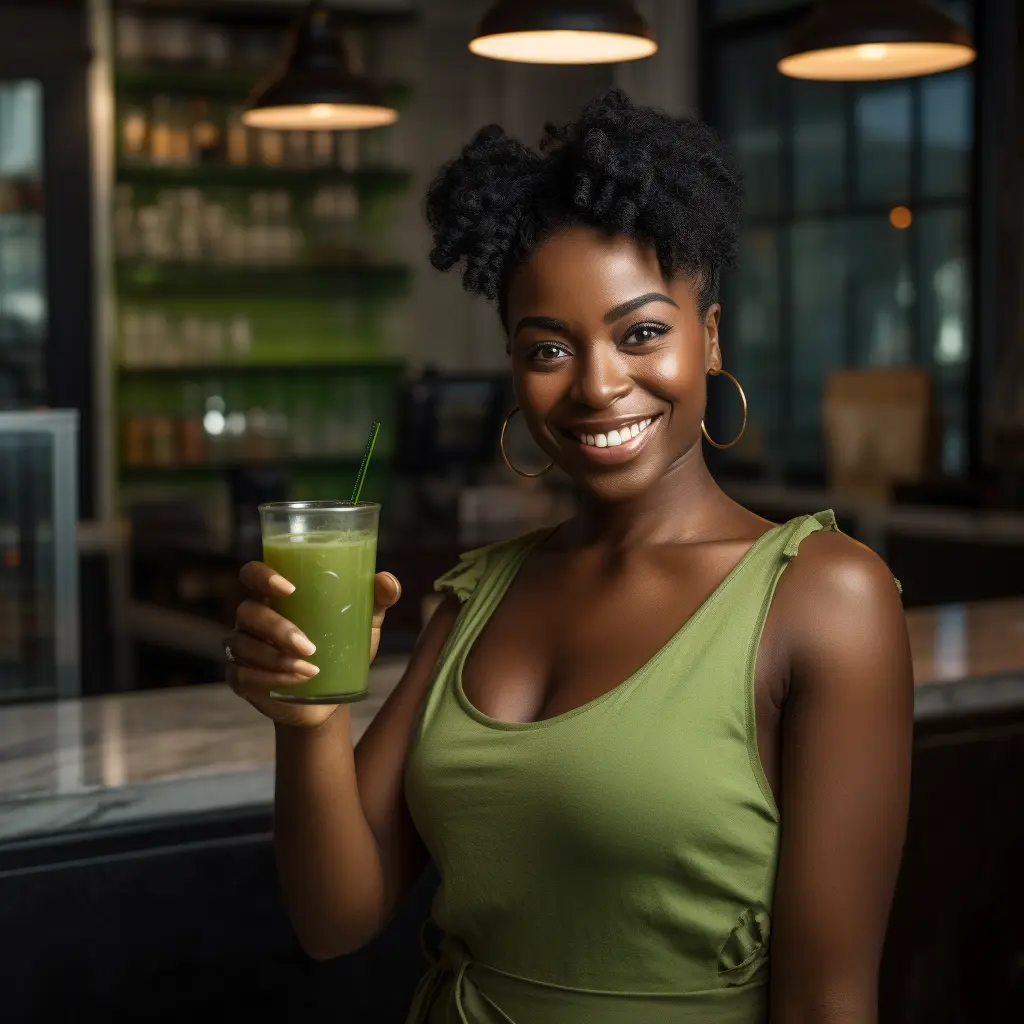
[704,1,974,479]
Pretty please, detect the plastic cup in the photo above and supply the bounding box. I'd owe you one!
[259,501,379,704]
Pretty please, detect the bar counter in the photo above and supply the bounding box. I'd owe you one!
[3,599,1024,844]
[3,600,1024,1023]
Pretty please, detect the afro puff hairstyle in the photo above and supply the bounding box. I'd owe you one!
[425,88,744,328]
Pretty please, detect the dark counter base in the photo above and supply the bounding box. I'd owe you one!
[2,808,437,1024]
[4,711,1023,1023]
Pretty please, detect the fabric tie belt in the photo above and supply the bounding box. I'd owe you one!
[408,924,518,1024]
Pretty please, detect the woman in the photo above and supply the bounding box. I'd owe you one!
[225,90,913,1024]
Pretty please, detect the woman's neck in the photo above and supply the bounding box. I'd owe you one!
[568,442,734,550]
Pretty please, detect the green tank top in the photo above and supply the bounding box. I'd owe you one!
[403,510,866,1024]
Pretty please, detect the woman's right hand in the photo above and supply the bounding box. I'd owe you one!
[226,561,402,730]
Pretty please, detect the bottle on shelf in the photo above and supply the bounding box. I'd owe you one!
[286,131,308,169]
[149,95,173,166]
[115,12,146,65]
[226,107,249,167]
[121,105,149,164]
[258,129,285,168]
[337,132,359,173]
[179,382,206,465]
[311,131,334,168]
[192,99,222,164]
[169,99,194,166]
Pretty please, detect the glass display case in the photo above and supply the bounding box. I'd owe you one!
[0,410,79,702]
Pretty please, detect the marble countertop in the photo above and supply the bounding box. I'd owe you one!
[4,600,1024,844]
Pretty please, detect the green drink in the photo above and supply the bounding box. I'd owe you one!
[259,501,380,704]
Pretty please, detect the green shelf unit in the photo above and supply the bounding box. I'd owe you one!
[115,163,410,193]
[118,360,404,376]
[115,261,411,300]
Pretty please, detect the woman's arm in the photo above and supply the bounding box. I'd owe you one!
[274,592,461,960]
[769,532,914,1024]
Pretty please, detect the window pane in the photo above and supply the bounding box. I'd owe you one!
[717,34,784,218]
[793,80,846,213]
[922,71,972,197]
[850,216,913,367]
[854,84,911,205]
[0,80,46,410]
[918,208,970,474]
[790,221,847,467]
[720,227,782,464]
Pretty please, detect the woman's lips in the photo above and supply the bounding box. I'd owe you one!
[567,415,662,465]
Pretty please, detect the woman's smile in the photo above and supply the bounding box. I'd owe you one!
[559,413,664,466]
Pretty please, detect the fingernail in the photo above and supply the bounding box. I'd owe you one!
[291,632,316,656]
[283,659,319,678]
[383,571,402,600]
[270,574,295,595]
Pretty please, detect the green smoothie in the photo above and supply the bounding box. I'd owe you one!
[262,529,377,703]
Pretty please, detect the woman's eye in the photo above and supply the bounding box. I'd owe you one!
[530,343,568,362]
[624,323,669,346]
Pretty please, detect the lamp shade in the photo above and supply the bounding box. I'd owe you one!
[470,0,657,65]
[778,0,975,81]
[243,3,398,130]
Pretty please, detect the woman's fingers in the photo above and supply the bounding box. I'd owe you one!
[372,571,402,627]
[239,560,295,599]
[228,663,316,692]
[228,631,319,677]
[235,599,315,657]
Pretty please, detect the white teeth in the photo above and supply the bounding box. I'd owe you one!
[578,416,656,449]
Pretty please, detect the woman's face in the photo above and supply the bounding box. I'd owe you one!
[505,226,722,504]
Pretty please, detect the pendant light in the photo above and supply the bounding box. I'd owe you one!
[243,1,397,131]
[778,0,974,81]
[469,0,657,65]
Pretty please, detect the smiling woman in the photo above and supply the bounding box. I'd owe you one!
[226,88,913,1024]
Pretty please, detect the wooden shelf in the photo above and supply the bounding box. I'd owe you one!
[114,66,412,105]
[120,454,385,478]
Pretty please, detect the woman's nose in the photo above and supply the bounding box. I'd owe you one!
[570,346,631,409]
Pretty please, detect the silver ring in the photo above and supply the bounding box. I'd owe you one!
[224,643,236,664]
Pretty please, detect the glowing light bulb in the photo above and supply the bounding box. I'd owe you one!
[856,44,889,61]
[889,206,913,230]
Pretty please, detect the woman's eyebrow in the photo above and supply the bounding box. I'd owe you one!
[604,292,679,324]
[512,315,569,338]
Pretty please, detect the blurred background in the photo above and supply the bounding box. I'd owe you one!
[1,1,1022,1021]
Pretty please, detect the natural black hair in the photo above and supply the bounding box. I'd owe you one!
[425,88,744,328]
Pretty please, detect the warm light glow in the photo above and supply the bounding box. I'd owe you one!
[856,43,889,61]
[242,103,398,130]
[889,206,913,229]
[778,41,974,81]
[469,29,657,65]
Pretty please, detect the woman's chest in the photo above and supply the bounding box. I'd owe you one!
[460,543,787,728]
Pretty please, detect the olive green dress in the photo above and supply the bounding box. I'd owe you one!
[403,510,886,1023]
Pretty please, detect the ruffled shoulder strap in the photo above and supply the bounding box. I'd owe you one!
[433,528,554,604]
[782,509,901,595]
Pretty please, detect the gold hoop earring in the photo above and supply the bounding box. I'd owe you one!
[701,368,748,450]
[500,407,554,478]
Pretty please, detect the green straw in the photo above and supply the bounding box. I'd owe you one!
[350,422,380,504]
